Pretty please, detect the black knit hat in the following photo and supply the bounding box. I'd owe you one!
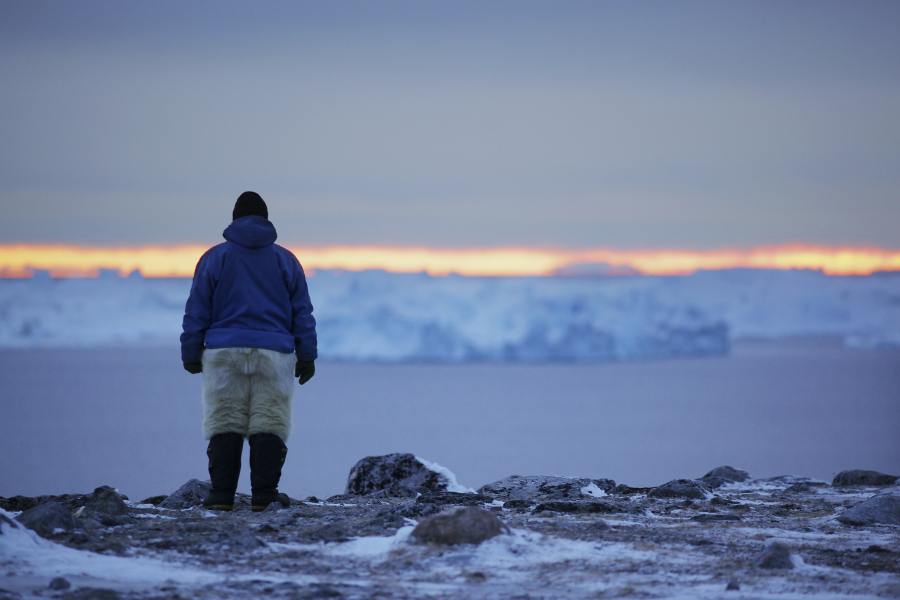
[233,191,268,220]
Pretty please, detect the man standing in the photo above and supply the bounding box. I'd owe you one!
[181,192,317,512]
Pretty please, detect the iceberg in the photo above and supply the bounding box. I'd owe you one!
[0,268,898,361]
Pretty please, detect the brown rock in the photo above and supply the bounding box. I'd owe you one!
[411,506,510,545]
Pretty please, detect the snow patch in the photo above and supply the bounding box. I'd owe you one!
[580,483,608,498]
[415,456,475,493]
[0,508,217,586]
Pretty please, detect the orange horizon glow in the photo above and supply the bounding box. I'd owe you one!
[1,243,899,278]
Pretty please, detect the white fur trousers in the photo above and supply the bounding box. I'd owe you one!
[201,347,296,441]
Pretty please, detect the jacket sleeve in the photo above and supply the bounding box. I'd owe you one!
[180,249,219,364]
[284,254,318,361]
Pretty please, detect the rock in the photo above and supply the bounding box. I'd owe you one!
[386,501,442,519]
[700,466,750,489]
[49,577,71,590]
[753,541,794,569]
[15,501,78,537]
[478,476,616,501]
[832,470,900,487]
[140,495,168,506]
[416,491,489,506]
[207,528,265,549]
[159,479,211,509]
[532,501,622,514]
[648,479,711,499]
[690,514,741,523]
[611,485,653,495]
[61,588,121,600]
[411,506,510,545]
[262,501,283,513]
[345,454,450,496]
[726,580,740,591]
[0,495,39,512]
[837,494,900,526]
[365,484,418,498]
[761,475,823,486]
[702,466,749,483]
[86,486,129,516]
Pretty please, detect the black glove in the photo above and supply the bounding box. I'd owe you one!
[295,360,315,385]
[183,362,202,374]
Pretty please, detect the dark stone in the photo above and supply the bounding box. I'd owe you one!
[140,495,168,506]
[411,506,510,545]
[478,475,615,501]
[611,485,654,495]
[533,501,622,514]
[502,499,534,510]
[0,495,39,512]
[760,475,824,486]
[207,528,265,549]
[702,466,750,483]
[386,501,442,519]
[832,470,900,487]
[416,492,489,506]
[61,588,121,600]
[360,513,408,534]
[726,580,740,591]
[86,486,129,516]
[589,519,611,532]
[648,479,711,499]
[837,494,900,526]
[690,514,741,523]
[785,483,814,493]
[345,454,449,496]
[753,541,794,569]
[365,484,418,498]
[305,522,351,543]
[160,479,211,509]
[304,496,319,503]
[49,578,71,590]
[15,501,78,537]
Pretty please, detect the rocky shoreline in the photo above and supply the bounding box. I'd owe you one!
[1,457,898,599]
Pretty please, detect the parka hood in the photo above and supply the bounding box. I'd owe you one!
[223,215,277,249]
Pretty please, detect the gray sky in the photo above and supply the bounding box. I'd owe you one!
[1,0,898,249]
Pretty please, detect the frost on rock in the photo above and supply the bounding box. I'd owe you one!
[479,475,616,501]
[647,479,712,500]
[837,494,900,526]
[15,501,78,538]
[345,453,470,496]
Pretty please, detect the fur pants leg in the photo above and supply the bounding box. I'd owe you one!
[201,347,296,441]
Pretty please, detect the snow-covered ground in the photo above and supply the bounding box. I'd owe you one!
[1,476,898,599]
[1,269,898,361]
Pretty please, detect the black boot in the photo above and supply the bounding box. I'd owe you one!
[202,432,243,511]
[249,432,290,512]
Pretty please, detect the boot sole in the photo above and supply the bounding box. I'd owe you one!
[203,504,234,511]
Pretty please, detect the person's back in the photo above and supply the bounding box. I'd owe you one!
[181,192,317,511]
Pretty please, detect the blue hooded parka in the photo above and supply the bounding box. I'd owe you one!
[180,216,317,364]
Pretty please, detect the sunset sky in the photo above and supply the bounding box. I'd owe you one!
[1,1,899,275]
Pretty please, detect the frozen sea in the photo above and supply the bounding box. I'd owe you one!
[1,338,898,502]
